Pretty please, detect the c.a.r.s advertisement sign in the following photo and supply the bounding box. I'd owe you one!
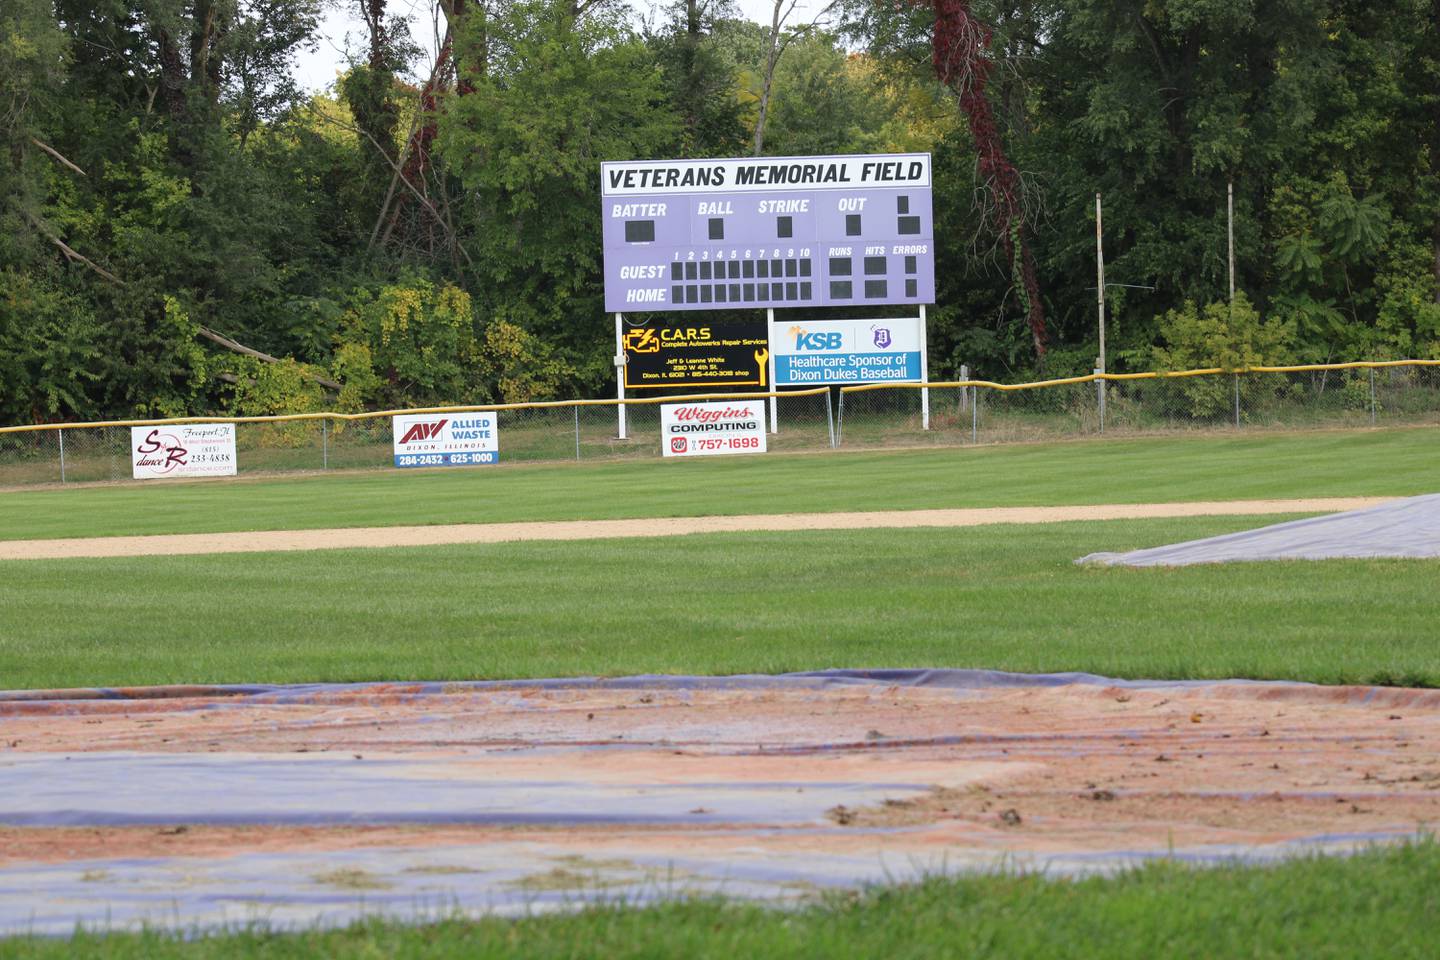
[660,400,767,458]
[391,413,499,468]
[622,321,768,389]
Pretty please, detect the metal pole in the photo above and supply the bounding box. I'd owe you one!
[1228,181,1236,303]
[1234,373,1241,428]
[1095,193,1106,375]
[919,305,930,431]
[574,404,582,460]
[835,389,844,447]
[971,387,979,444]
[614,313,628,440]
[58,428,66,484]
[960,364,970,412]
[767,308,778,434]
[824,389,836,449]
[1095,368,1105,434]
[1370,368,1377,426]
[322,419,328,470]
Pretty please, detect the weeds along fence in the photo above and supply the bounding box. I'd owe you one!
[837,361,1440,447]
[1,362,1438,487]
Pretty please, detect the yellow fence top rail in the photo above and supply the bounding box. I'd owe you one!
[0,388,830,435]
[3,359,1437,434]
[838,358,1440,393]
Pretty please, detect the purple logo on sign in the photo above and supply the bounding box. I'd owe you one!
[873,327,892,348]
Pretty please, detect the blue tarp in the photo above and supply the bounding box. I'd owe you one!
[1079,493,1440,567]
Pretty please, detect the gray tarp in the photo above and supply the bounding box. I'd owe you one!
[1078,493,1440,567]
[1,670,1430,936]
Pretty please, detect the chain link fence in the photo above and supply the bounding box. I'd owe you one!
[0,391,836,487]
[2,364,1436,488]
[836,363,1440,448]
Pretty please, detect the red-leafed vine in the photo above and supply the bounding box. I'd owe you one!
[930,0,1047,356]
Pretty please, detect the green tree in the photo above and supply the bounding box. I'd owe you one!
[1150,292,1295,417]
[0,269,101,423]
[439,0,678,391]
[649,0,749,156]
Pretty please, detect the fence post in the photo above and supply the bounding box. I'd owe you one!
[1233,373,1241,428]
[835,390,845,447]
[58,428,66,484]
[1094,368,1105,434]
[574,405,582,460]
[321,419,329,470]
[824,389,836,448]
[614,312,628,440]
[959,365,970,412]
[972,387,979,444]
[1369,368,1377,426]
[919,304,931,431]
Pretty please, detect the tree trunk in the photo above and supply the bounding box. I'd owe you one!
[682,0,701,151]
[1432,220,1440,305]
[153,27,189,123]
[931,0,1047,356]
[753,0,786,155]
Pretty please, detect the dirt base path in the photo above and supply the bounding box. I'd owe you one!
[0,497,1386,560]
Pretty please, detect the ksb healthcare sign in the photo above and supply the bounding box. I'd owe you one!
[130,424,237,480]
[391,413,499,468]
[660,400,767,458]
[622,321,769,389]
[773,318,924,385]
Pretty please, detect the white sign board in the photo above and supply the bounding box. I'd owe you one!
[130,424,237,480]
[391,412,499,468]
[660,400,767,458]
[772,317,925,385]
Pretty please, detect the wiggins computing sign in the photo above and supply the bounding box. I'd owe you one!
[773,318,923,385]
[391,413,499,468]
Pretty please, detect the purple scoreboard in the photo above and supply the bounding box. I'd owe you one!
[601,154,934,313]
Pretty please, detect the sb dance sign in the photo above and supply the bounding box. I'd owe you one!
[621,320,769,390]
[130,424,237,480]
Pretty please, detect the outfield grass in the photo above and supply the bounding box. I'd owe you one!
[3,517,1437,690]
[0,428,1436,541]
[6,842,1439,958]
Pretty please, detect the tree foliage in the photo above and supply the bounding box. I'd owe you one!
[1,0,1437,424]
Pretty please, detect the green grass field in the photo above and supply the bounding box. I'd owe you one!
[6,843,1439,959]
[4,427,1438,956]
[1,428,1435,541]
[3,517,1438,690]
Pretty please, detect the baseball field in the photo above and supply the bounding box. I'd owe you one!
[2,427,1439,955]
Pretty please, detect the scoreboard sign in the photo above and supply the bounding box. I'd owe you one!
[601,154,934,313]
[622,320,769,390]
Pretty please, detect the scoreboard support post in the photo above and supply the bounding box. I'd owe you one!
[920,304,931,431]
[767,308,779,434]
[614,312,628,440]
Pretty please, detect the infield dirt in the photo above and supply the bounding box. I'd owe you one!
[3,672,1436,930]
[0,497,1385,559]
